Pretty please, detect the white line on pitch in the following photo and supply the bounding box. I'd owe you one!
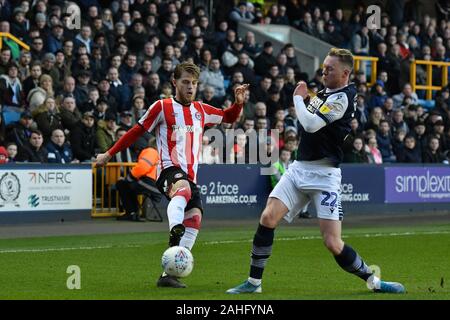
[1,230,449,253]
[0,244,141,254]
[202,230,450,245]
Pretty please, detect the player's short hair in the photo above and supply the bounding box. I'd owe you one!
[174,61,200,80]
[327,47,354,71]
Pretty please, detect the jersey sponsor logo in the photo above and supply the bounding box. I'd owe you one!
[319,104,333,114]
[171,124,202,133]
[307,96,325,114]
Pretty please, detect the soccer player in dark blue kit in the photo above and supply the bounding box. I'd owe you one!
[227,48,405,294]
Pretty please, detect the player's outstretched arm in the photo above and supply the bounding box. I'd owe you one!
[234,83,250,105]
[94,124,146,167]
[293,81,327,133]
[221,83,250,123]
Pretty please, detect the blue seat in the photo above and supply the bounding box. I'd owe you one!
[2,109,21,126]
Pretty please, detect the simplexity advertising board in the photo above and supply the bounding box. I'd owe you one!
[0,164,92,214]
[385,166,450,203]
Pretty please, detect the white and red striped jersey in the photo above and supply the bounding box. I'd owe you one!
[138,98,225,183]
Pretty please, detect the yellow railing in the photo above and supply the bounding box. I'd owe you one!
[353,55,379,87]
[410,59,450,100]
[92,162,136,218]
[0,32,30,51]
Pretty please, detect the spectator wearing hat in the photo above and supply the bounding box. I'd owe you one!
[70,111,97,162]
[229,1,255,30]
[404,104,419,129]
[431,120,448,149]
[323,20,345,47]
[41,52,60,86]
[10,7,28,41]
[159,22,176,51]
[46,21,65,54]
[221,36,248,76]
[54,50,71,88]
[33,12,49,38]
[119,110,134,131]
[15,129,48,163]
[0,61,22,109]
[46,128,77,163]
[96,112,118,153]
[5,111,34,149]
[125,19,148,53]
[368,80,388,110]
[93,97,110,121]
[254,41,277,77]
[74,70,94,107]
[412,120,428,152]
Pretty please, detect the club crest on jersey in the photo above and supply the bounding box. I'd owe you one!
[195,112,202,120]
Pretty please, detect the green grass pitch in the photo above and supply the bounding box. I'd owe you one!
[0,222,449,300]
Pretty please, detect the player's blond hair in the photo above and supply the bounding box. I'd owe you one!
[327,48,354,71]
[173,61,200,80]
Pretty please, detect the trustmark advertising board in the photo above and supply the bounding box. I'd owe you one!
[0,164,92,213]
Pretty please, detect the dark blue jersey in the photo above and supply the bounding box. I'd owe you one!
[297,83,357,166]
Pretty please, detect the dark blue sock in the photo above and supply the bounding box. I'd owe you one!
[249,224,274,279]
[334,244,373,281]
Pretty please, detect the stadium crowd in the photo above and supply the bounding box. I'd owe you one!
[0,0,449,167]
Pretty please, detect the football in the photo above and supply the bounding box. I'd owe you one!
[161,246,194,278]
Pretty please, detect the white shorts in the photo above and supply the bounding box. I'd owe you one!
[270,160,344,222]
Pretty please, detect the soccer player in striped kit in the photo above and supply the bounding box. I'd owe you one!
[96,62,249,288]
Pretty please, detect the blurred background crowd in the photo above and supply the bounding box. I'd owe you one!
[0,0,449,167]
